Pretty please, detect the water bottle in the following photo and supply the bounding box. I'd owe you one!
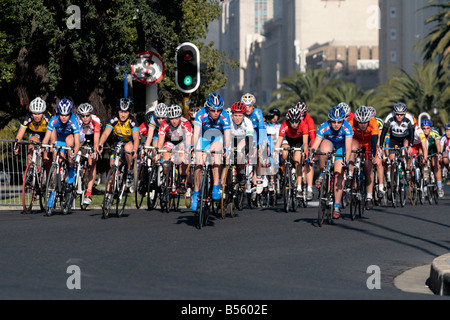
[48,191,55,208]
[399,166,403,179]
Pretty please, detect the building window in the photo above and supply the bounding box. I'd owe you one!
[390,28,397,40]
[390,7,397,18]
[390,50,397,62]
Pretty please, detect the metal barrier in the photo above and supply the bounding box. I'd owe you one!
[0,139,27,206]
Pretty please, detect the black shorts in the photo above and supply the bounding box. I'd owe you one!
[283,136,303,149]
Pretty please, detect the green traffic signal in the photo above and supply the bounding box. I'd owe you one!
[184,76,193,86]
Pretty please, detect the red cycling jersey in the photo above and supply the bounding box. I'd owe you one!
[279,119,309,139]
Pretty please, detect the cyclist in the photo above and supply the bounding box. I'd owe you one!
[156,104,193,193]
[76,103,102,205]
[14,97,53,170]
[98,98,139,188]
[242,93,268,194]
[440,123,450,181]
[310,105,353,219]
[421,118,444,198]
[142,103,167,151]
[379,102,415,184]
[264,108,281,193]
[275,107,309,197]
[188,106,201,129]
[191,93,231,211]
[42,98,81,208]
[229,101,254,186]
[339,102,354,122]
[295,102,316,200]
[347,105,379,209]
[139,110,153,142]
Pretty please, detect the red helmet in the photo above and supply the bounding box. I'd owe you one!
[231,101,247,113]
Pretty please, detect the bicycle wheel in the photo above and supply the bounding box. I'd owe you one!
[390,165,398,208]
[317,174,329,227]
[349,169,358,221]
[184,164,194,209]
[102,167,117,219]
[220,165,233,219]
[22,162,37,214]
[116,165,128,217]
[399,176,407,208]
[135,162,148,209]
[432,185,439,204]
[283,164,291,213]
[79,166,89,210]
[44,163,59,216]
[147,164,159,210]
[198,168,209,229]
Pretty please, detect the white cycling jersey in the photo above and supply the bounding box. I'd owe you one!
[383,112,415,138]
[230,117,254,138]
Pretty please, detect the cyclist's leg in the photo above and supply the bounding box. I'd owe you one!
[347,139,360,184]
[433,153,444,197]
[333,144,345,217]
[192,138,207,211]
[364,149,374,205]
[210,140,223,200]
[124,141,135,187]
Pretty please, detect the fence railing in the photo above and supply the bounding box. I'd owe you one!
[0,140,27,206]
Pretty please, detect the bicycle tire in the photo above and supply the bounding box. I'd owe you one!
[147,164,159,210]
[283,163,291,213]
[102,166,117,219]
[135,162,147,209]
[220,165,233,219]
[22,162,37,214]
[116,164,128,217]
[198,168,209,229]
[399,176,407,208]
[79,166,89,210]
[349,169,358,221]
[44,163,58,216]
[317,174,329,227]
[390,165,397,208]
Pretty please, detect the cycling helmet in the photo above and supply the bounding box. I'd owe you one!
[77,103,93,115]
[189,106,200,119]
[205,92,224,110]
[117,98,134,112]
[231,101,247,113]
[338,102,350,116]
[295,102,308,115]
[166,104,182,119]
[241,93,256,106]
[393,102,407,114]
[354,106,372,123]
[366,106,376,117]
[154,103,167,118]
[445,123,450,130]
[29,97,47,114]
[328,105,346,122]
[421,118,433,128]
[287,107,302,123]
[269,107,281,118]
[57,98,74,115]
[145,111,154,124]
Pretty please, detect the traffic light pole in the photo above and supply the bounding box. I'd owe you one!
[182,96,190,119]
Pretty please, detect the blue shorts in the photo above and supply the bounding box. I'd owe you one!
[196,136,224,150]
[329,141,345,159]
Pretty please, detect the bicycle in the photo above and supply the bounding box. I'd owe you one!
[135,145,157,209]
[348,148,366,220]
[425,154,439,205]
[18,141,49,214]
[73,144,95,210]
[196,149,221,229]
[312,151,336,227]
[44,144,75,216]
[158,149,184,213]
[408,153,426,206]
[385,147,408,208]
[221,146,246,218]
[101,142,133,219]
[276,147,302,213]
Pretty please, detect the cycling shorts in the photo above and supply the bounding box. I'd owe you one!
[282,136,303,149]
[196,136,223,150]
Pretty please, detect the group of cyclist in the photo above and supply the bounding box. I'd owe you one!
[15,92,450,218]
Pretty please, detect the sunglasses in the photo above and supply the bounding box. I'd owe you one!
[331,121,343,125]
[80,114,91,118]
[290,120,300,125]
[209,109,222,113]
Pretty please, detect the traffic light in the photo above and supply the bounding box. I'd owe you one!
[175,42,200,94]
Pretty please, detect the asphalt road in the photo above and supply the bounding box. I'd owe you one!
[1,186,450,302]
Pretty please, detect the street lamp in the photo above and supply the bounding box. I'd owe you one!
[432,104,439,130]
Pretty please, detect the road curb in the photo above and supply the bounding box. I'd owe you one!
[429,253,450,296]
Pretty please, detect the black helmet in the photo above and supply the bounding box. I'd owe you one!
[269,107,281,118]
[116,98,134,112]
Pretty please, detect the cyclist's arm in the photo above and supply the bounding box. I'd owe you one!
[275,135,283,150]
[193,123,201,149]
[73,133,80,155]
[98,126,112,147]
[41,128,52,146]
[223,128,231,152]
[132,130,139,155]
[371,135,378,157]
[15,126,27,143]
[345,136,352,163]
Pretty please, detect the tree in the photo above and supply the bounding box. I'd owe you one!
[0,0,235,128]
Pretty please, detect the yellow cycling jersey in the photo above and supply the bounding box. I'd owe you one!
[106,115,139,142]
[20,111,52,133]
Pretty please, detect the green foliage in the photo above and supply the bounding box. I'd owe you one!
[0,0,235,126]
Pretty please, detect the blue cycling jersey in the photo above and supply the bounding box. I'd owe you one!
[317,120,353,146]
[194,107,231,139]
[47,113,80,139]
[246,108,267,146]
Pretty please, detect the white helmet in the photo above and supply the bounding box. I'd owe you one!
[338,102,350,116]
[77,103,93,115]
[154,103,167,118]
[354,105,372,123]
[241,93,256,106]
[166,104,182,119]
[29,97,47,114]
